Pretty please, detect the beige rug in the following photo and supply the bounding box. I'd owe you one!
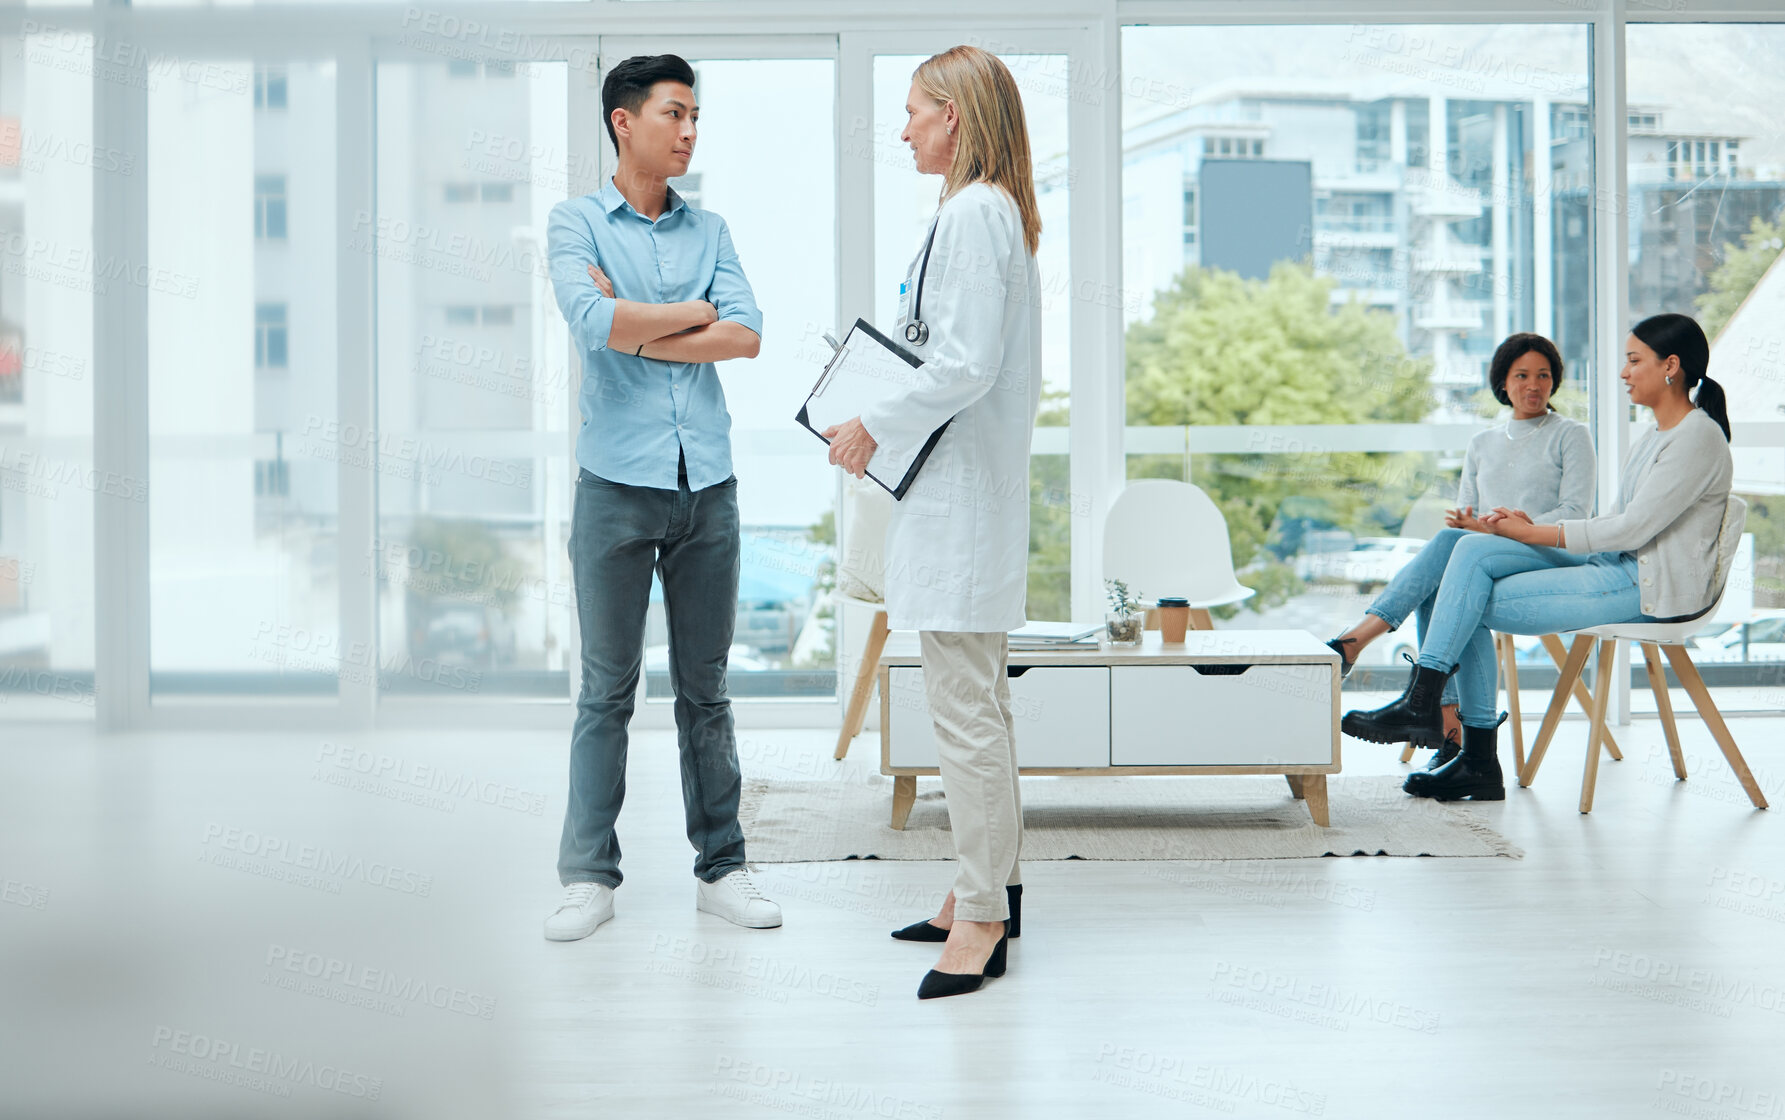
[739,774,1521,861]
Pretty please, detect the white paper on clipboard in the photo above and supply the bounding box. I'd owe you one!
[795,317,949,500]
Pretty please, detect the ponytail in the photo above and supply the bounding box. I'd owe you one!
[1632,312,1731,443]
[1694,374,1733,442]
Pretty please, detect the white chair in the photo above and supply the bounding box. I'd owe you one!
[1103,479,1255,628]
[1519,495,1766,814]
[833,478,892,760]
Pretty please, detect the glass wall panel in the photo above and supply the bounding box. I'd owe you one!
[0,28,97,718]
[374,58,571,699]
[148,60,339,698]
[1121,25,1591,679]
[872,50,1073,618]
[630,58,839,701]
[1628,23,1785,709]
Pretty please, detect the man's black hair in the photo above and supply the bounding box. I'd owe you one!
[602,55,697,153]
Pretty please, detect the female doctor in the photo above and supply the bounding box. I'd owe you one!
[822,44,1043,1001]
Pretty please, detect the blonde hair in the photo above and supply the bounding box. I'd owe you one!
[912,46,1042,256]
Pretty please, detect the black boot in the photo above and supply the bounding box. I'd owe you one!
[1419,726,1462,772]
[1404,716,1506,801]
[1340,661,1452,747]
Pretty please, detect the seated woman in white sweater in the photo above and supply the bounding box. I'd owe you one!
[1326,333,1595,765]
[1342,313,1735,802]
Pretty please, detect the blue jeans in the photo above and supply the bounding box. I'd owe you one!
[1415,534,1647,729]
[558,466,746,888]
[1366,528,1469,706]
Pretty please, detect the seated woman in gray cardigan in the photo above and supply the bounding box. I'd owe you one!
[1327,332,1596,767]
[1342,313,1735,802]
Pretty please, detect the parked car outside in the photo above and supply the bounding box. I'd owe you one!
[1689,610,1785,664]
[1297,537,1426,594]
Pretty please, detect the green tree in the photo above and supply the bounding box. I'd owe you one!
[795,510,837,669]
[1026,389,1073,621]
[1123,262,1436,613]
[1696,216,1784,341]
[404,518,521,611]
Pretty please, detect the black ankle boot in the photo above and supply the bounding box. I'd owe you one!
[1404,716,1506,801]
[1420,727,1462,772]
[1340,662,1453,747]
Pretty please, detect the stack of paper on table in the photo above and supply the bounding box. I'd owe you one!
[1007,621,1101,650]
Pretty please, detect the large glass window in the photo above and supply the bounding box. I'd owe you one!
[1120,25,1591,680]
[147,60,340,698]
[638,56,839,701]
[373,59,571,699]
[872,49,1073,618]
[1629,24,1785,704]
[0,29,97,718]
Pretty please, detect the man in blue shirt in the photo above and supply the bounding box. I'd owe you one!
[542,55,779,941]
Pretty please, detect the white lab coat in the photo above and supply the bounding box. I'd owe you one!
[859,182,1043,633]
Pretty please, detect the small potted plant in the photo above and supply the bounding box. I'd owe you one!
[1104,578,1144,646]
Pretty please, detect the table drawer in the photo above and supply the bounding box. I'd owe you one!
[886,665,1110,769]
[1110,662,1334,766]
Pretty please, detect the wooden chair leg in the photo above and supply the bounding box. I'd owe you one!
[1522,634,1594,787]
[1189,607,1214,631]
[834,610,890,760]
[1661,644,1768,810]
[1580,638,1617,814]
[1399,745,1416,764]
[1498,633,1526,776]
[1642,642,1687,781]
[1542,633,1622,761]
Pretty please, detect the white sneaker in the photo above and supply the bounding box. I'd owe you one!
[543,882,614,941]
[695,868,782,928]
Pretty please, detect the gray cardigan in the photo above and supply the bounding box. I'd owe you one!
[1556,408,1733,619]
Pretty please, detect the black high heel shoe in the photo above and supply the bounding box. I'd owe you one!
[891,884,1021,941]
[916,921,1010,1000]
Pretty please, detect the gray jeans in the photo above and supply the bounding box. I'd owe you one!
[558,465,745,888]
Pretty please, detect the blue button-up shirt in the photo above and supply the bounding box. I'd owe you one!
[547,179,763,491]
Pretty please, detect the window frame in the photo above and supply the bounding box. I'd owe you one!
[9,1,1779,731]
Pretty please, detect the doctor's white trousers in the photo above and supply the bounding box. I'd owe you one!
[919,630,1024,923]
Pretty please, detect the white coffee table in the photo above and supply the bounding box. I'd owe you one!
[878,629,1341,828]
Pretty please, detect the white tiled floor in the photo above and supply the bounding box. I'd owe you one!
[3,709,1782,1119]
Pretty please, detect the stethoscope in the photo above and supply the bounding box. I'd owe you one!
[902,218,940,348]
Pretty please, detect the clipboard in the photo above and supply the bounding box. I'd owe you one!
[795,317,952,501]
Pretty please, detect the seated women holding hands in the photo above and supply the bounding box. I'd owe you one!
[1327,332,1595,770]
[1342,313,1735,802]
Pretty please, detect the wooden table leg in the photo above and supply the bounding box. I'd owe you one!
[1302,775,1331,827]
[891,775,917,830]
[1285,774,1306,800]
[834,610,890,760]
